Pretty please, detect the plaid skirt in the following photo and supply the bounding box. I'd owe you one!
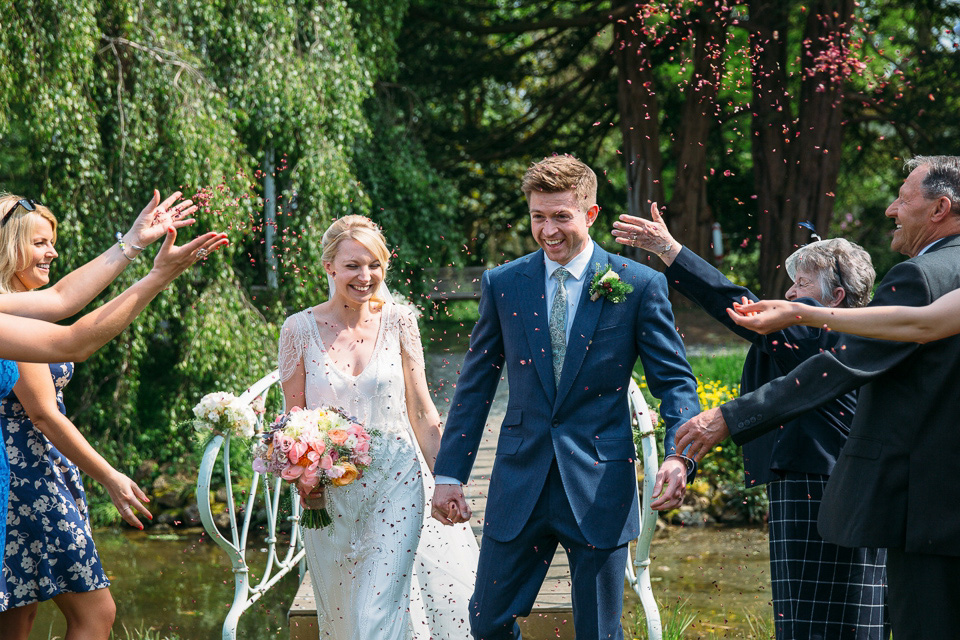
[767,473,889,640]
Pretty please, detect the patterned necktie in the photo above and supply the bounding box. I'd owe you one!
[550,267,571,387]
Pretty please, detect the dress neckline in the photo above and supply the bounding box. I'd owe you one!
[306,306,387,379]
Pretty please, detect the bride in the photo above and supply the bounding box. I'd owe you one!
[277,215,477,638]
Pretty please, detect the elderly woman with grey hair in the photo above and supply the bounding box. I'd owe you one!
[612,205,889,640]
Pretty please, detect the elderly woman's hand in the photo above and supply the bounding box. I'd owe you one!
[611,203,682,265]
[124,190,199,252]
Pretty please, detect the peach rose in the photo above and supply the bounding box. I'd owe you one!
[332,462,359,487]
[328,429,349,446]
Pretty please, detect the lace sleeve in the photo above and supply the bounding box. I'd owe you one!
[277,313,308,382]
[395,305,426,371]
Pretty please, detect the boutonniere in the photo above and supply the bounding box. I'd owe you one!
[589,264,633,303]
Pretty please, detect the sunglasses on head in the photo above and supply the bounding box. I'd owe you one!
[1,199,42,227]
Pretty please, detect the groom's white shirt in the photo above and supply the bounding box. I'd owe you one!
[544,239,594,343]
[435,239,595,484]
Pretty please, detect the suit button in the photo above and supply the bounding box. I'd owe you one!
[552,420,559,428]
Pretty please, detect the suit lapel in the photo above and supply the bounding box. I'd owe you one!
[554,245,608,410]
[516,251,557,404]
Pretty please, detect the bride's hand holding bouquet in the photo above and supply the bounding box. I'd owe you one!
[253,406,376,528]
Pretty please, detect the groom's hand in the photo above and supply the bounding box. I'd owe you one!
[431,483,472,525]
[650,456,688,511]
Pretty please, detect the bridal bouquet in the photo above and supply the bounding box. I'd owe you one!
[192,392,263,438]
[252,406,375,528]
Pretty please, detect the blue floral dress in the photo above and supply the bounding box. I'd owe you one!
[0,363,109,610]
[0,359,19,556]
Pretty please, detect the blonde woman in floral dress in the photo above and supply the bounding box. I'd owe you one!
[278,215,476,639]
[0,192,227,639]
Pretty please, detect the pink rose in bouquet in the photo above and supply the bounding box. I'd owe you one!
[252,406,377,528]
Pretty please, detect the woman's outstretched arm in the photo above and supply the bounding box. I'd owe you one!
[0,190,198,321]
[728,288,960,343]
[0,227,227,363]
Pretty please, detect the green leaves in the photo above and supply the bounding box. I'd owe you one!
[0,0,461,474]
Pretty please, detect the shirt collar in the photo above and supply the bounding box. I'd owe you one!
[917,238,944,257]
[544,238,594,281]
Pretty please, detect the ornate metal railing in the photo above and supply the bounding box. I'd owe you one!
[196,369,305,640]
[627,378,663,640]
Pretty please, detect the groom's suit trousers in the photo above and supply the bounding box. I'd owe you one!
[468,459,627,640]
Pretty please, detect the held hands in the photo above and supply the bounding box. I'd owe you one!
[726,299,805,335]
[674,407,730,464]
[431,483,472,526]
[125,190,199,250]
[105,471,152,530]
[611,203,681,264]
[650,456,688,511]
[150,227,229,284]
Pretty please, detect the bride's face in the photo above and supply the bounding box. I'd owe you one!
[324,238,384,306]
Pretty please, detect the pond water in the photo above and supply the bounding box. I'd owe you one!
[28,525,771,639]
[30,528,299,639]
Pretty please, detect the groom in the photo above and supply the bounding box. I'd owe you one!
[432,155,701,639]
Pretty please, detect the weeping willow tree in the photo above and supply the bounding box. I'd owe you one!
[0,0,461,473]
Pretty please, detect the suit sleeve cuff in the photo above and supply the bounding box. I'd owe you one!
[667,453,698,484]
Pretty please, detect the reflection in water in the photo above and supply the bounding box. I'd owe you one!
[30,528,298,639]
[643,526,773,637]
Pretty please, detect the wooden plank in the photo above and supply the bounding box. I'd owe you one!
[423,266,486,301]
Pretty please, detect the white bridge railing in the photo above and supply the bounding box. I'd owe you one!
[627,377,664,640]
[196,369,305,640]
[196,371,662,639]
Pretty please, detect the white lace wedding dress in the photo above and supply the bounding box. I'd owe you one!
[278,302,477,639]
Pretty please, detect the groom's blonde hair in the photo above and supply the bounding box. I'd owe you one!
[321,215,390,304]
[521,155,598,213]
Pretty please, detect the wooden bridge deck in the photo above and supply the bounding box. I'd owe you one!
[288,353,584,638]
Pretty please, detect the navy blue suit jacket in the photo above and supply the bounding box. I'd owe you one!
[665,248,856,486]
[434,243,700,549]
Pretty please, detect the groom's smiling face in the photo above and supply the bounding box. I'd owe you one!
[528,190,599,265]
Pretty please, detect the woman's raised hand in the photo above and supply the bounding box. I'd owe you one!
[126,190,199,248]
[726,299,806,334]
[150,226,229,284]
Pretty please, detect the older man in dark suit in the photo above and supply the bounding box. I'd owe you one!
[676,155,960,640]
[614,206,887,639]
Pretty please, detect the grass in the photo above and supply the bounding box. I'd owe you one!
[635,348,747,395]
[626,598,697,640]
[686,350,747,389]
[46,624,182,640]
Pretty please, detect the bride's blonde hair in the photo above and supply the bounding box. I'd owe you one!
[321,215,390,306]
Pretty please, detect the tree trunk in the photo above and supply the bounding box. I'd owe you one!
[612,0,664,262]
[668,5,731,262]
[750,0,854,296]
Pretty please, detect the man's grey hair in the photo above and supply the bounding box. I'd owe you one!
[905,155,960,216]
[785,238,876,308]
